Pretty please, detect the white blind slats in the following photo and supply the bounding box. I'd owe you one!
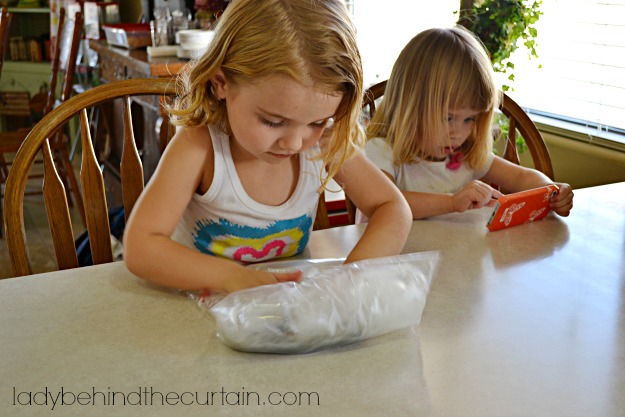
[354,0,625,141]
[512,0,625,137]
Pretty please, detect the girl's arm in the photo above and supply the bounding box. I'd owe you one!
[123,127,300,292]
[400,180,502,219]
[481,156,573,217]
[385,156,572,219]
[364,138,502,219]
[334,152,412,262]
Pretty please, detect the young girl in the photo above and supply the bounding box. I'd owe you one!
[123,0,412,293]
[364,26,574,220]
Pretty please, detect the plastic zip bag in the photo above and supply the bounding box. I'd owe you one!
[207,251,439,354]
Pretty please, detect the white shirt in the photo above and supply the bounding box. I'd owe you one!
[364,137,494,194]
[171,125,324,264]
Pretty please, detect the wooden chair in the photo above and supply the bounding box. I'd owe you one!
[313,81,387,230]
[362,79,387,122]
[0,8,85,238]
[359,80,554,179]
[0,6,12,76]
[313,79,555,229]
[499,93,554,180]
[4,78,177,277]
[0,6,12,181]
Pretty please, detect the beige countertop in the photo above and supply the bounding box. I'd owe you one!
[2,182,624,416]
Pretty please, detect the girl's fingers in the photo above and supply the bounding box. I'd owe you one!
[274,270,302,283]
[491,188,504,200]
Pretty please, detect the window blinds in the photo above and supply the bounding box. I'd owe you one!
[510,0,625,136]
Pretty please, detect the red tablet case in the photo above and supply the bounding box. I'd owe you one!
[486,185,559,232]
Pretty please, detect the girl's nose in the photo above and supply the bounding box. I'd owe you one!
[447,124,458,140]
[278,131,303,152]
[448,120,468,140]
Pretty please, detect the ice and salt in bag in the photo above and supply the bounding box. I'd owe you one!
[203,252,439,354]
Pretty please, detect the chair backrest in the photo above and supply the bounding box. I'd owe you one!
[0,6,12,76]
[313,80,554,229]
[362,79,387,121]
[345,80,388,222]
[360,79,554,178]
[313,81,387,230]
[499,92,554,180]
[4,78,177,277]
[47,8,83,115]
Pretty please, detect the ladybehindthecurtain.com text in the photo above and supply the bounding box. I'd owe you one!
[11,386,321,410]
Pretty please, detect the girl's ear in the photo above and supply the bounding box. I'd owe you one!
[210,68,228,100]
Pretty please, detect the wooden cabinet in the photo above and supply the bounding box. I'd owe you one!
[0,7,51,93]
[89,41,187,193]
[0,7,52,131]
[1,61,51,96]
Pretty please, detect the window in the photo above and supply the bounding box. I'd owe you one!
[353,1,625,147]
[499,1,625,145]
[344,0,355,16]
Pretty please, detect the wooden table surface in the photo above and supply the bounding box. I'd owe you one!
[89,40,189,80]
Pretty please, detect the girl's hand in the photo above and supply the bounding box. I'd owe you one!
[452,180,503,213]
[222,268,302,293]
[550,183,574,217]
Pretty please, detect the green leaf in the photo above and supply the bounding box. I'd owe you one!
[463,0,542,88]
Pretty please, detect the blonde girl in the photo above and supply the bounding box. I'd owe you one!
[124,0,411,292]
[365,26,573,219]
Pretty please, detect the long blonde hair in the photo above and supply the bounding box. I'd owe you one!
[170,0,364,188]
[368,26,500,170]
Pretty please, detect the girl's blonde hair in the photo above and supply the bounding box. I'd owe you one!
[170,0,364,188]
[368,26,501,170]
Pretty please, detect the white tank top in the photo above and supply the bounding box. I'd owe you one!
[171,125,324,264]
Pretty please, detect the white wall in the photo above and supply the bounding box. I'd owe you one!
[353,0,459,86]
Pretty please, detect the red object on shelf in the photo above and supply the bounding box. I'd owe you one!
[102,23,151,49]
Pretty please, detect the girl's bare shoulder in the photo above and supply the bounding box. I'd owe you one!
[158,125,215,176]
[169,125,213,150]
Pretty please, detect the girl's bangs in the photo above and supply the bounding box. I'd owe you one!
[451,81,491,113]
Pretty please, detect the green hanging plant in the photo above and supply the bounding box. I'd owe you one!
[458,0,542,91]
[457,0,541,154]
[492,112,527,155]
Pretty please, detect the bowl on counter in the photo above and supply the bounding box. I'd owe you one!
[177,29,214,58]
[103,23,151,50]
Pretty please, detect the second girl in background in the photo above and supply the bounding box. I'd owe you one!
[364,26,574,220]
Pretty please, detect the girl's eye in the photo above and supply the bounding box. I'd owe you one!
[465,117,476,123]
[262,118,283,128]
[312,118,333,129]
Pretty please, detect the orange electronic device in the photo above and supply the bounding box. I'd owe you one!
[486,184,559,232]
